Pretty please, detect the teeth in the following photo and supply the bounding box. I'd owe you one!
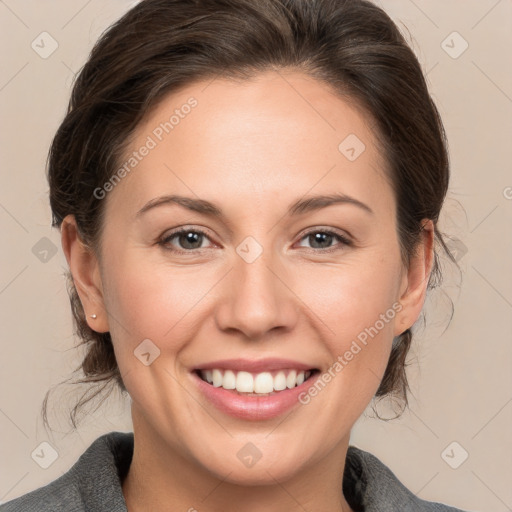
[286,370,297,389]
[236,371,254,392]
[212,369,223,387]
[254,372,273,393]
[274,371,287,391]
[223,370,236,389]
[199,368,313,393]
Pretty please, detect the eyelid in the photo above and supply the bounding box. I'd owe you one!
[294,227,353,251]
[159,225,217,251]
[158,225,353,253]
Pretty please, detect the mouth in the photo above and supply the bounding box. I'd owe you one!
[193,368,320,397]
[190,357,323,420]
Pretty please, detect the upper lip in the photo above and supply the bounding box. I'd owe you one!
[194,358,318,373]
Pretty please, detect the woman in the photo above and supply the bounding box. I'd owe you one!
[1,0,470,510]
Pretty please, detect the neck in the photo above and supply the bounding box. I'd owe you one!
[122,409,355,512]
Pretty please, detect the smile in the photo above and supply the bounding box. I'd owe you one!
[190,358,322,420]
[196,368,318,395]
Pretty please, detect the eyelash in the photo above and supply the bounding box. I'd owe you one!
[158,227,353,254]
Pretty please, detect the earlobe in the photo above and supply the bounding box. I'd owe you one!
[394,219,435,337]
[60,214,109,333]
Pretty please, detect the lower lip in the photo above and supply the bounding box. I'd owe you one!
[191,370,319,421]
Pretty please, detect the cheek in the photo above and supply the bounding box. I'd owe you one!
[275,261,402,461]
[105,240,215,318]
[301,254,401,335]
[102,236,401,396]
[100,250,220,366]
[100,255,213,421]
[297,256,401,385]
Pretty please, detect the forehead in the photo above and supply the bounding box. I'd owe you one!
[104,70,393,221]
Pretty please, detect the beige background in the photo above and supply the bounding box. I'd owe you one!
[1,1,511,510]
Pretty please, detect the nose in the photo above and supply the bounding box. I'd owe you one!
[214,244,299,340]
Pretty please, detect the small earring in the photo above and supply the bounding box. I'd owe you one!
[90,314,97,319]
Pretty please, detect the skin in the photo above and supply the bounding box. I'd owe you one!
[61,69,434,512]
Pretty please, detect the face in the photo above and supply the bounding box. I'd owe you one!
[64,70,432,485]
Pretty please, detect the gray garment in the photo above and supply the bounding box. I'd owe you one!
[0,431,470,511]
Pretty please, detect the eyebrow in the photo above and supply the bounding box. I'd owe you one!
[135,192,374,219]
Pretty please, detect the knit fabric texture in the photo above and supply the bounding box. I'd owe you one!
[0,431,469,511]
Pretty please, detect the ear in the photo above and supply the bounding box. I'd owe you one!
[60,214,109,333]
[394,219,435,337]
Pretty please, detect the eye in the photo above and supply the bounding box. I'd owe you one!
[158,227,214,253]
[158,226,352,254]
[296,228,352,253]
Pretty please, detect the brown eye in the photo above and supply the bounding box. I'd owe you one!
[159,228,212,252]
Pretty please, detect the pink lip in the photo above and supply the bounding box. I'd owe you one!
[190,366,320,421]
[194,357,317,373]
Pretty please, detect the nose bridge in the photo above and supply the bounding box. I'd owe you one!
[215,235,298,339]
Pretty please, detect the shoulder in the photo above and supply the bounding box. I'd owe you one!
[345,445,472,512]
[0,431,133,512]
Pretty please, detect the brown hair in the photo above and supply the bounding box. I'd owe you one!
[42,0,458,429]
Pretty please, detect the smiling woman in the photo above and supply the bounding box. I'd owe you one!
[0,0,470,511]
